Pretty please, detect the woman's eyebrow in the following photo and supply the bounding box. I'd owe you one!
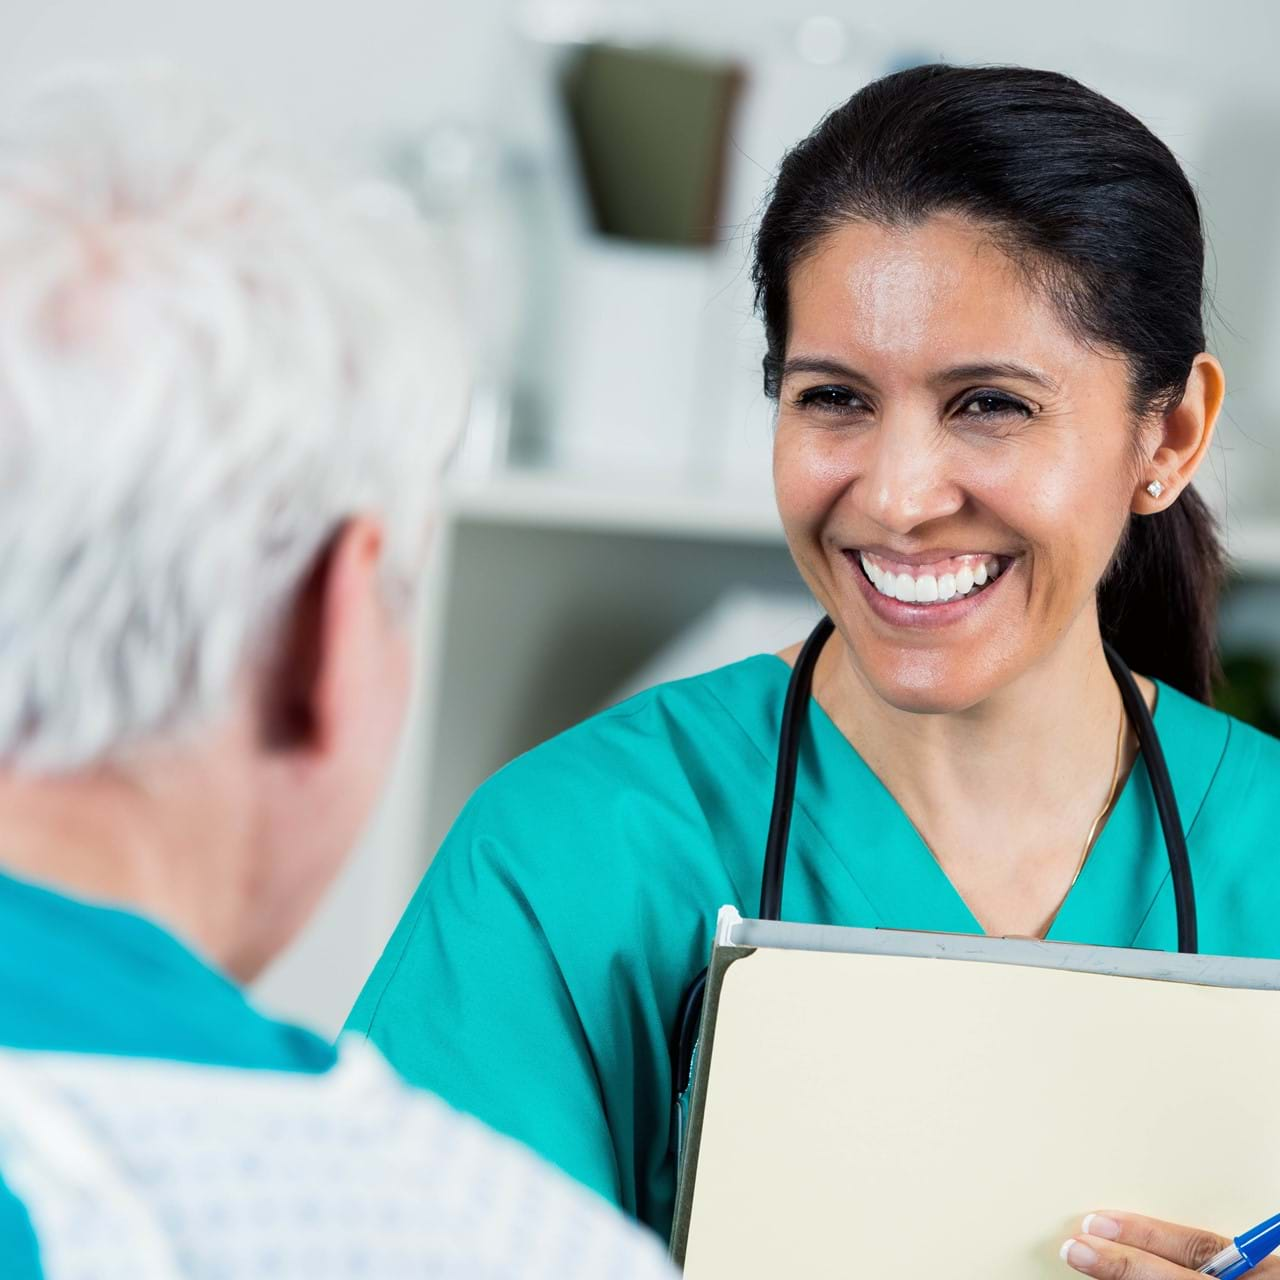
[780,356,1059,394]
[931,362,1060,393]
[781,356,871,382]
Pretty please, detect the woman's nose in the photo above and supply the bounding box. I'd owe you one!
[855,417,964,535]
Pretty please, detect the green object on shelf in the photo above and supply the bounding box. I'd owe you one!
[561,43,744,246]
[1215,651,1280,736]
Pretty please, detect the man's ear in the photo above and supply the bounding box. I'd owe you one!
[1133,352,1225,513]
[258,517,388,753]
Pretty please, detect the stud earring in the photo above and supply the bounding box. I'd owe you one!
[1146,479,1165,499]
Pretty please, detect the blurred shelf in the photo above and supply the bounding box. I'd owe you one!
[445,472,1280,576]
[442,471,784,543]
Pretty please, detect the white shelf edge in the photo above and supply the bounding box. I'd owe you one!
[443,472,1280,574]
[441,473,785,544]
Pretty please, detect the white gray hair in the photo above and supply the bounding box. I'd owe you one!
[0,66,466,772]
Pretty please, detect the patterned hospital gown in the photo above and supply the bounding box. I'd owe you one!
[0,1037,677,1279]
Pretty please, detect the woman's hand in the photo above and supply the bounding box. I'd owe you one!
[1061,1212,1280,1278]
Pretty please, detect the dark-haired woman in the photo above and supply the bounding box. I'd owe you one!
[350,64,1280,1266]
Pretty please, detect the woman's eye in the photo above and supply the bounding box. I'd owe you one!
[956,390,1033,421]
[794,385,867,414]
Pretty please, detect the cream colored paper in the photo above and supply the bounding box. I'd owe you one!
[682,948,1280,1278]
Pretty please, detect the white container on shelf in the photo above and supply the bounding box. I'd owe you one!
[541,237,716,479]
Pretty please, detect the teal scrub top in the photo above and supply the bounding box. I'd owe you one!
[349,654,1280,1240]
[0,869,337,1277]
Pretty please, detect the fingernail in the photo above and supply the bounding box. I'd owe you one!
[1082,1214,1121,1240]
[1060,1238,1099,1269]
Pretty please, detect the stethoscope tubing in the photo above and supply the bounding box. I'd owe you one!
[758,616,836,920]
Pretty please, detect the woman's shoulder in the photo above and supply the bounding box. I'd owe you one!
[1156,679,1280,773]
[1212,707,1280,805]
[585,650,790,732]
[1152,684,1280,954]
[1155,681,1280,843]
[426,654,787,920]
[469,653,788,809]
[430,653,789,907]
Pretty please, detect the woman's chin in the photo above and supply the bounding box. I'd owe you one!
[848,647,1011,716]
[869,681,985,717]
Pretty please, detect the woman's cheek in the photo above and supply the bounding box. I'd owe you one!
[772,435,817,534]
[774,428,856,527]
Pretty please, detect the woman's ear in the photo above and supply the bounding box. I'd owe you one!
[1133,352,1225,513]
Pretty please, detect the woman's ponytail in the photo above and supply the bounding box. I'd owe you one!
[1099,491,1227,704]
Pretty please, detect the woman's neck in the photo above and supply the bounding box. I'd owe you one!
[808,610,1151,937]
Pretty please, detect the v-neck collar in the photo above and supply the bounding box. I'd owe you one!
[766,656,1226,949]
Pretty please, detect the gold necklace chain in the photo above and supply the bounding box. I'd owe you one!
[1068,698,1129,892]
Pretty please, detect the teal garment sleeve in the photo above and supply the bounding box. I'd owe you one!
[1133,713,1280,956]
[0,1172,43,1279]
[348,673,780,1236]
[349,809,625,1208]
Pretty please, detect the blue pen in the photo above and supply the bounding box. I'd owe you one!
[1200,1212,1280,1278]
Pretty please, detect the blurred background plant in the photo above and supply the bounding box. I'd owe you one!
[1216,652,1280,736]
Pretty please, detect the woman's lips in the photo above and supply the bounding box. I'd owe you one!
[842,548,1016,629]
[859,549,1011,603]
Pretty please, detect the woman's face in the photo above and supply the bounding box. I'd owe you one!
[773,214,1145,713]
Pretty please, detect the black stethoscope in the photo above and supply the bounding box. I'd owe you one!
[671,615,1197,1118]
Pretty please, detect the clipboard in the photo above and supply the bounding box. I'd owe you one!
[671,907,1280,1278]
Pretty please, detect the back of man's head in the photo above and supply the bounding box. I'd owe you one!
[0,65,464,773]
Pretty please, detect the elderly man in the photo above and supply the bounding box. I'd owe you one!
[0,67,674,1279]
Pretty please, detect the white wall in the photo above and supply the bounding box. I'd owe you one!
[0,0,508,153]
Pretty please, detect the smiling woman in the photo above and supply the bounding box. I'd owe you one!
[349,64,1280,1267]
[771,259,1189,934]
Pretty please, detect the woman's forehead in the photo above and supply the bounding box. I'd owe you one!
[786,216,1097,387]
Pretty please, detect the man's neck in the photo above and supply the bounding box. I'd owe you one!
[0,757,250,974]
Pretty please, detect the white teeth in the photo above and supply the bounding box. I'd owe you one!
[860,553,1008,605]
